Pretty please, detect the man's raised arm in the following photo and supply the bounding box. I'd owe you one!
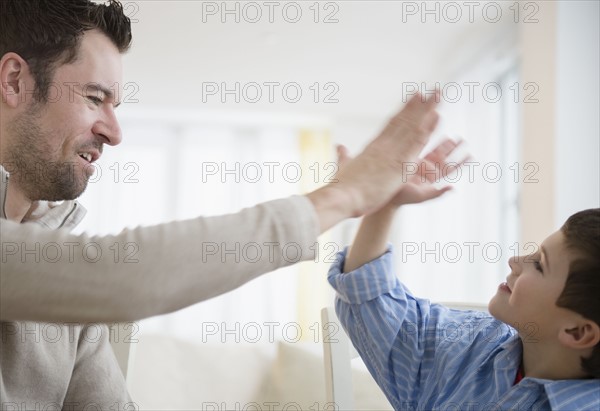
[0,93,440,323]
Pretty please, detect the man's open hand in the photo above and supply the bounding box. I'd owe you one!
[331,91,441,215]
[307,92,442,232]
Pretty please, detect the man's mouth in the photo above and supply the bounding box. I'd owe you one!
[77,150,100,163]
[79,153,92,163]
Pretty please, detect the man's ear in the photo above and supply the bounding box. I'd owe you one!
[0,52,31,108]
[558,318,600,350]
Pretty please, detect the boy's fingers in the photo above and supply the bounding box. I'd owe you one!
[427,186,453,200]
[427,138,462,161]
[422,138,468,177]
[417,159,441,183]
[440,155,473,179]
[336,144,352,165]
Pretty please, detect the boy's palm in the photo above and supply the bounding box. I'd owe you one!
[336,138,467,208]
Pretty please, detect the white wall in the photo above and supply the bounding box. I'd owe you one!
[519,0,599,241]
[555,0,600,226]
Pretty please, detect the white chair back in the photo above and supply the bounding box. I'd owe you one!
[321,302,488,410]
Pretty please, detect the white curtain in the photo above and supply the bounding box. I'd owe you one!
[74,57,520,340]
[73,117,315,343]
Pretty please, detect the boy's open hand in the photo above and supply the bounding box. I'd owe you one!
[336,138,468,210]
[306,92,441,232]
[328,92,440,214]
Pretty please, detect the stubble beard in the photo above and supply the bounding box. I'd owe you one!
[4,102,90,202]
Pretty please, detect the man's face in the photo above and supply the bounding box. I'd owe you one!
[488,230,576,341]
[4,29,123,201]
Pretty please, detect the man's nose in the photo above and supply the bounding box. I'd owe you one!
[92,106,123,146]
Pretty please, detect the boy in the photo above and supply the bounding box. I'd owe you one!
[328,141,600,410]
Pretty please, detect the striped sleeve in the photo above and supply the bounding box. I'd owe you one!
[327,247,437,408]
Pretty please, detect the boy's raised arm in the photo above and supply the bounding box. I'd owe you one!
[328,139,474,409]
[343,138,465,273]
[344,205,397,273]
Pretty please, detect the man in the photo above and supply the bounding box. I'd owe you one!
[0,0,442,407]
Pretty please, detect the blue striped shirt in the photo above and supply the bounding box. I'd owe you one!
[327,247,600,411]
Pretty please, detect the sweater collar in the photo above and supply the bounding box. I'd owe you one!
[0,165,87,230]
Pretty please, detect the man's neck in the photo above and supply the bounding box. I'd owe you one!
[521,337,589,380]
[4,181,34,222]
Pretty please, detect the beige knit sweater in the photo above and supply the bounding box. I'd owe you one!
[0,165,319,408]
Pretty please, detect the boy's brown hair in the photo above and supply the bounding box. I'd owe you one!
[557,208,600,378]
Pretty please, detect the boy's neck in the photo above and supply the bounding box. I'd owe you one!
[521,337,590,380]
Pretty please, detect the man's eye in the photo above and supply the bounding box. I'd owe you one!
[87,96,103,105]
[533,260,543,272]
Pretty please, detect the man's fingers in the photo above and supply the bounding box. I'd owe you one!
[422,110,440,134]
[405,90,441,111]
[424,89,441,108]
[390,90,441,127]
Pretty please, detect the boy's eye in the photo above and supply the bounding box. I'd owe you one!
[533,260,543,273]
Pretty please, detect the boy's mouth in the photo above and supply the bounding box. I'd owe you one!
[499,282,512,294]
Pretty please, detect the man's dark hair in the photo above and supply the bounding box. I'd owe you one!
[0,0,132,102]
[556,208,600,378]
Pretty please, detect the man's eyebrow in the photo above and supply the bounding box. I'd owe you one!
[541,245,551,273]
[84,83,122,108]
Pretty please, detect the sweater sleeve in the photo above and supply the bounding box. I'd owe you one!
[0,195,319,322]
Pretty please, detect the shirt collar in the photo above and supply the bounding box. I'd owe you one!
[544,378,600,409]
[494,333,600,410]
[489,333,523,396]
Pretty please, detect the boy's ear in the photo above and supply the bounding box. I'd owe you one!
[558,319,600,350]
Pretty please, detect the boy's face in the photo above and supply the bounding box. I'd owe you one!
[488,229,576,340]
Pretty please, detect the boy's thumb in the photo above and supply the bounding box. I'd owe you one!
[336,144,351,165]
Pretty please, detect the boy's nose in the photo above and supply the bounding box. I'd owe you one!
[508,255,522,274]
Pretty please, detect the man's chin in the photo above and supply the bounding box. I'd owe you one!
[33,177,89,202]
[52,184,88,201]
